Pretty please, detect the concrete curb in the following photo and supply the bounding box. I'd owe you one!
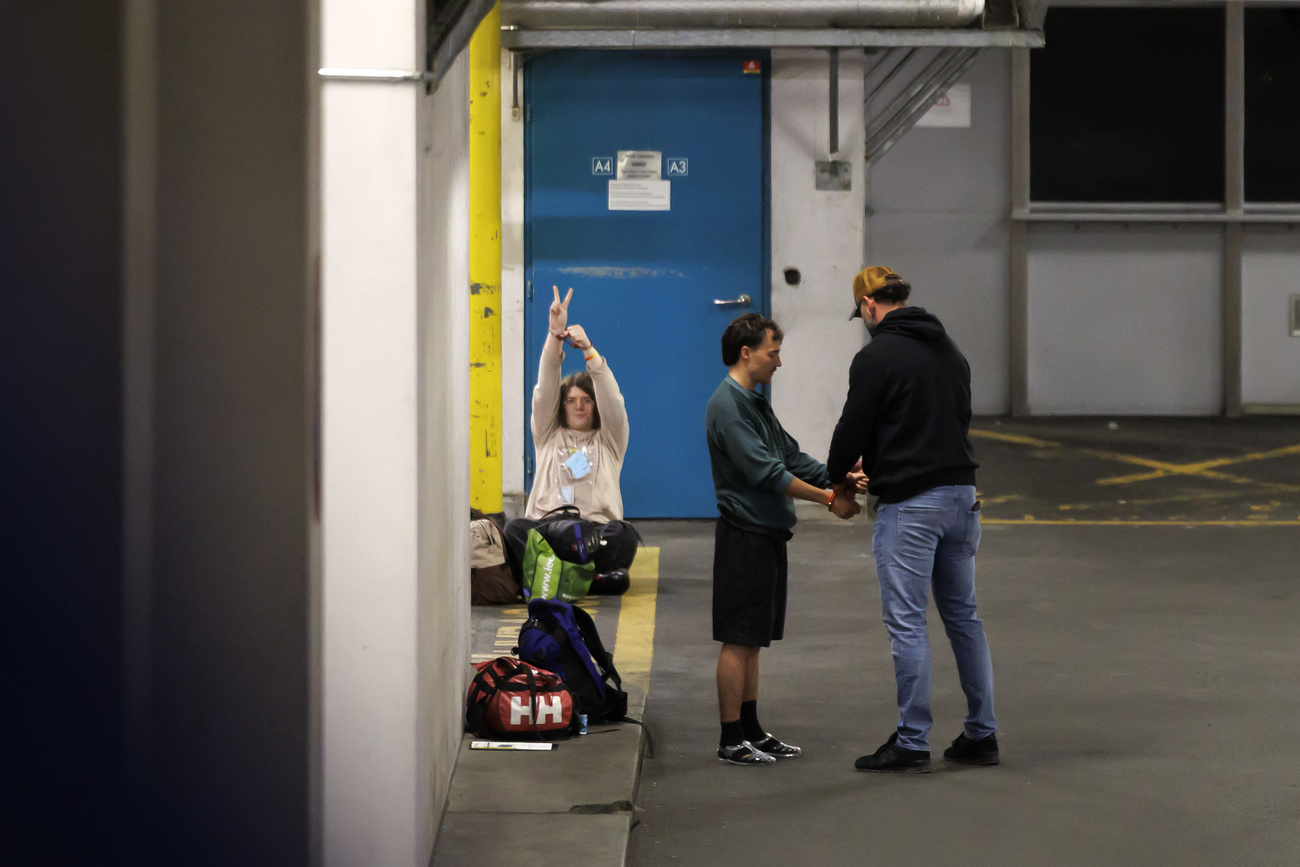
[432,684,648,865]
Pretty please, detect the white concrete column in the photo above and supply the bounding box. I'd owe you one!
[770,48,868,461]
[319,1,470,864]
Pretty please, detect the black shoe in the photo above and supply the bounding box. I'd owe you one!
[717,740,776,766]
[749,734,801,758]
[589,570,630,595]
[943,732,999,765]
[854,732,931,773]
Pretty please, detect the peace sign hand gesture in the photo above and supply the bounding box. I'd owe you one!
[549,285,573,336]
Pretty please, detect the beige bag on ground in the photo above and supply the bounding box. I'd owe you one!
[470,513,519,605]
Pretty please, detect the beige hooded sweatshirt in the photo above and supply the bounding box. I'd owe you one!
[524,339,629,523]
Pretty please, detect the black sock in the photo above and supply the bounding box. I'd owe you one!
[740,700,765,742]
[720,719,745,748]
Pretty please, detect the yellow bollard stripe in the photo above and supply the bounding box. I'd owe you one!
[468,5,502,512]
[615,547,660,693]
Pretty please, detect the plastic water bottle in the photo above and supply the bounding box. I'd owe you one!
[578,714,588,735]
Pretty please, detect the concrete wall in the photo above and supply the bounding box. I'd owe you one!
[1242,227,1300,407]
[769,48,870,461]
[866,50,1013,415]
[420,39,474,867]
[135,1,316,862]
[320,1,470,865]
[1027,225,1224,414]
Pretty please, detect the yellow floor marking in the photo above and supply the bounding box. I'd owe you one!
[616,546,660,693]
[1089,443,1300,487]
[969,429,1061,448]
[984,518,1300,527]
[1171,442,1300,473]
[1082,449,1255,486]
[968,428,1300,492]
[1056,488,1281,511]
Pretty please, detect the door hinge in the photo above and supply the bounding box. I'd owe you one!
[527,280,533,301]
[525,102,532,123]
[525,455,534,475]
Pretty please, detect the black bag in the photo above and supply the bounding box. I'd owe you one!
[596,520,642,572]
[515,598,629,724]
[534,505,603,565]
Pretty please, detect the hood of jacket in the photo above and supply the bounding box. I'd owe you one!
[868,305,947,341]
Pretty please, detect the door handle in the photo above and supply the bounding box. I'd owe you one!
[713,294,752,307]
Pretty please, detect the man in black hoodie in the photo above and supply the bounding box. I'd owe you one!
[826,266,1000,774]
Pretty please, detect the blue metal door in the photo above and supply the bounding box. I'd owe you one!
[525,51,769,518]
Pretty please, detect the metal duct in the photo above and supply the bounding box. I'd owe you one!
[499,1,986,31]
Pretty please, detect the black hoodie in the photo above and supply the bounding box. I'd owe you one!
[826,306,977,503]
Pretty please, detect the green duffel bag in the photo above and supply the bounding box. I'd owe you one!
[521,528,594,603]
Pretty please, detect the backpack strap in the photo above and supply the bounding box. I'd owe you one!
[537,504,582,523]
[571,604,622,692]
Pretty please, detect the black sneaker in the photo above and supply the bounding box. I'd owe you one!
[589,570,630,595]
[717,740,776,766]
[750,734,801,758]
[854,732,932,773]
[943,732,1000,765]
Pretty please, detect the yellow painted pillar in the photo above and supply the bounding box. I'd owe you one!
[468,5,502,512]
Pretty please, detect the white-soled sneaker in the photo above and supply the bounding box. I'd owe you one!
[717,740,776,766]
[750,734,802,758]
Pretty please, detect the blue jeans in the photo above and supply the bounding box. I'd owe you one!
[873,485,996,751]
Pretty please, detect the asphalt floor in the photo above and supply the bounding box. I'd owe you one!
[626,417,1300,866]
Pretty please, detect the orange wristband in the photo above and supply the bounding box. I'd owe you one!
[826,488,837,510]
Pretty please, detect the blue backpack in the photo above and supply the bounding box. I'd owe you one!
[515,599,629,724]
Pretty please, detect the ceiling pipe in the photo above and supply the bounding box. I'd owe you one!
[499,1,986,31]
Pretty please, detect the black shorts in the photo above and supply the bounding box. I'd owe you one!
[711,517,791,648]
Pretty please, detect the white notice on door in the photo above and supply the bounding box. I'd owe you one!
[608,179,671,211]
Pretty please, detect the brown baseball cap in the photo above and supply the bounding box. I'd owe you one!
[850,266,905,318]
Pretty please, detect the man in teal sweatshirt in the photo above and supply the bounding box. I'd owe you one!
[705,312,862,765]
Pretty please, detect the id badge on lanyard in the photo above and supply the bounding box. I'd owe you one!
[558,445,592,506]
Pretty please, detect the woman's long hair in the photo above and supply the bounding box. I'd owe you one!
[555,371,602,431]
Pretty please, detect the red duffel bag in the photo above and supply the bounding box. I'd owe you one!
[465,656,579,739]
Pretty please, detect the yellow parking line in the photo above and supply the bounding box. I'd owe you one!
[615,546,660,693]
[983,518,1300,527]
[969,429,1061,448]
[1088,443,1300,487]
[1176,442,1300,473]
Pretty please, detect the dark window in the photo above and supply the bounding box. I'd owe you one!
[1031,8,1225,203]
[1245,9,1300,203]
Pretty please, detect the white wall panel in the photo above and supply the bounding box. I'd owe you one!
[1242,228,1300,406]
[866,51,1012,414]
[419,48,472,861]
[1027,226,1223,414]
